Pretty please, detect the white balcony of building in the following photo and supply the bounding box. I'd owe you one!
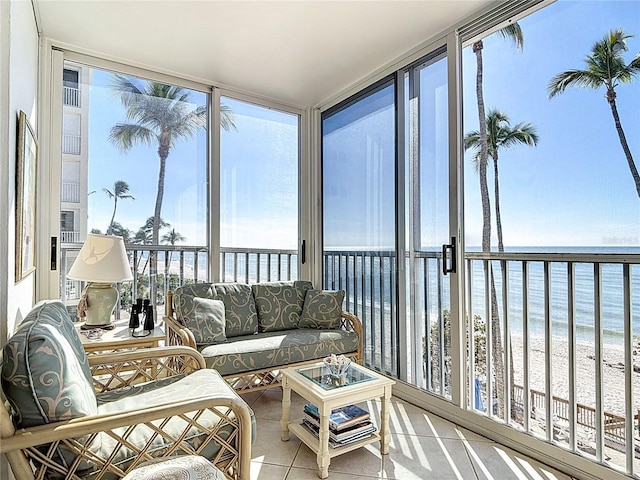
[61,182,80,203]
[62,134,81,155]
[63,86,81,107]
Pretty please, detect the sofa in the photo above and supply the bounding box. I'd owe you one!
[164,281,363,392]
[1,300,254,480]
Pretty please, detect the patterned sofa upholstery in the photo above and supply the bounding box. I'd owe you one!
[1,300,254,480]
[164,281,363,392]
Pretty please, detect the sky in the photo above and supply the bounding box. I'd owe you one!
[84,76,299,249]
[80,0,639,251]
[462,0,640,248]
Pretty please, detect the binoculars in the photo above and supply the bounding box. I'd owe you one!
[129,298,155,330]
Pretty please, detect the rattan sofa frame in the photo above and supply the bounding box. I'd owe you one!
[164,290,364,393]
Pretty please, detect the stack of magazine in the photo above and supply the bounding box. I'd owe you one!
[302,403,376,448]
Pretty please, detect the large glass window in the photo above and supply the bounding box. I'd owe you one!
[220,97,300,282]
[462,0,640,471]
[59,61,209,314]
[322,79,397,374]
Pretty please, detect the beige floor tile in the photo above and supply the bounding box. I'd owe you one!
[251,388,308,422]
[381,434,476,480]
[292,441,383,478]
[463,440,574,480]
[250,461,291,480]
[252,418,302,466]
[285,467,379,479]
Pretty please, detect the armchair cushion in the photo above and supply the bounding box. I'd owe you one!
[1,300,97,428]
[299,289,345,330]
[95,369,256,470]
[252,281,312,332]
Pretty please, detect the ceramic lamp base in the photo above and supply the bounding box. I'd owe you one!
[83,282,118,327]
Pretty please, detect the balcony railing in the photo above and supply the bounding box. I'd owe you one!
[60,230,81,243]
[61,182,80,203]
[63,86,80,107]
[58,243,640,477]
[62,134,81,155]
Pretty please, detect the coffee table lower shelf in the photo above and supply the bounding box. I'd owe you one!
[288,422,381,457]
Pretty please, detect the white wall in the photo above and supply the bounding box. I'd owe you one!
[1,1,39,479]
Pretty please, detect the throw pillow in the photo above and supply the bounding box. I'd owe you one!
[299,289,345,330]
[252,281,313,332]
[185,297,227,344]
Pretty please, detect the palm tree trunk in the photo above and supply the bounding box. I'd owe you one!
[151,147,169,308]
[475,40,506,418]
[474,42,491,254]
[493,156,504,253]
[108,198,118,235]
[607,93,640,198]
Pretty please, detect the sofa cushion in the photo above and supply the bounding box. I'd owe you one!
[1,300,97,428]
[299,289,345,330]
[199,329,360,375]
[213,283,259,337]
[252,281,312,332]
[185,297,226,344]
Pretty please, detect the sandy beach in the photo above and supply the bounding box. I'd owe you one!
[509,333,640,419]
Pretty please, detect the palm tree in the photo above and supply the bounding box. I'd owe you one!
[548,29,640,198]
[108,74,236,303]
[103,180,134,234]
[464,109,539,252]
[161,228,186,297]
[471,23,524,418]
[107,221,133,244]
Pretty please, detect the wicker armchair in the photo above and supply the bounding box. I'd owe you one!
[1,301,253,480]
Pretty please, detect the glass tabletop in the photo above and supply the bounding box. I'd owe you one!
[297,363,375,390]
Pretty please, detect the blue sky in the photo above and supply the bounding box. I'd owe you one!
[463,0,640,247]
[83,0,639,251]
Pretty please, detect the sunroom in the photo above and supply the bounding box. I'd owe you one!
[2,1,639,480]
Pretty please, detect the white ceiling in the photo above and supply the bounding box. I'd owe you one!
[34,0,493,108]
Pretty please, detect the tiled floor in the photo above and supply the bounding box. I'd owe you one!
[240,388,576,480]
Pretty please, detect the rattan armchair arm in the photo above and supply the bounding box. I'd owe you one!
[1,394,253,480]
[86,346,205,392]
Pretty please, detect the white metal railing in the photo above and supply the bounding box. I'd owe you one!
[62,134,81,155]
[61,182,80,203]
[60,231,81,243]
[63,86,80,107]
[466,251,640,477]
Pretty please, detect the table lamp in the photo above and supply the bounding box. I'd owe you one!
[67,233,133,328]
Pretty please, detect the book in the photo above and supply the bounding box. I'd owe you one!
[303,403,370,431]
[301,419,376,448]
[302,413,376,441]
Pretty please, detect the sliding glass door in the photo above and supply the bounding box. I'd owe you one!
[321,47,456,396]
[322,79,398,375]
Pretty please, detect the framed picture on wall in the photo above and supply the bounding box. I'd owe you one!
[15,110,38,282]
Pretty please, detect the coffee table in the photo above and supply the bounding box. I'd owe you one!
[280,361,394,479]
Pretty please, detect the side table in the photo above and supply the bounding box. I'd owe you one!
[75,318,165,354]
[280,362,394,479]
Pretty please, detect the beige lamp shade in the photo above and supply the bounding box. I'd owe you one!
[68,234,133,283]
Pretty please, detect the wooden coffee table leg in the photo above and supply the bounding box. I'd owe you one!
[317,407,331,478]
[281,377,291,441]
[380,385,392,454]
